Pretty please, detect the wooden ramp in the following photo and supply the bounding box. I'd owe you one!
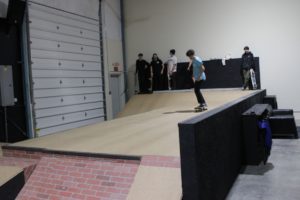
[10,89,253,157]
[0,166,24,199]
[2,89,255,200]
[0,166,23,187]
[118,89,253,118]
[127,166,182,200]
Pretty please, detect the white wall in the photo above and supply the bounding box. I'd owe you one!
[102,0,126,118]
[124,0,300,119]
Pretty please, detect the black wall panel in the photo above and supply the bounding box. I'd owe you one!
[179,90,266,200]
[175,57,261,90]
[0,0,27,142]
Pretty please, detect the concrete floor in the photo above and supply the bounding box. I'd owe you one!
[227,138,300,200]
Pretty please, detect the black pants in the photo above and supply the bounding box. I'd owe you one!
[152,75,161,91]
[171,72,177,90]
[194,80,206,105]
[138,74,148,93]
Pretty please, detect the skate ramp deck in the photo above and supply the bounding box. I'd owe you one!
[119,89,252,118]
[127,166,182,200]
[0,166,22,187]
[10,89,254,157]
[0,166,24,199]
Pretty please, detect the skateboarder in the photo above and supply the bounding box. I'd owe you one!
[186,49,207,111]
[241,46,256,90]
[136,53,151,94]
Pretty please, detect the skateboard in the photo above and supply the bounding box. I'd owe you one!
[250,69,257,90]
[195,107,208,112]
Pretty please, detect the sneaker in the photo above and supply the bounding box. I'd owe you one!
[242,86,249,91]
[199,104,208,111]
[201,103,208,107]
[194,105,201,109]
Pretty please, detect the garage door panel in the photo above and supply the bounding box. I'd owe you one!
[29,7,99,32]
[28,1,105,136]
[30,29,100,48]
[35,103,104,118]
[31,38,101,55]
[35,93,104,109]
[33,78,102,89]
[37,117,105,137]
[32,58,101,71]
[34,87,103,98]
[30,18,99,41]
[28,2,99,26]
[31,49,100,62]
[36,109,105,129]
[32,70,102,78]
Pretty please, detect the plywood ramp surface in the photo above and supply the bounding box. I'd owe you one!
[11,90,254,157]
[0,166,22,186]
[118,92,196,117]
[127,166,182,200]
[118,89,252,118]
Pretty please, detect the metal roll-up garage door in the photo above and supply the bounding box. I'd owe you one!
[27,1,106,136]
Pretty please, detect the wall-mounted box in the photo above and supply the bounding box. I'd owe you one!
[0,65,15,106]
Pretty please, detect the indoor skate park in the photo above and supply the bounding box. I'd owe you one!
[0,0,300,200]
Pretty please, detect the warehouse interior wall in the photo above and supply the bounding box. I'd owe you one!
[124,0,300,121]
[102,0,126,119]
[0,0,125,123]
[0,0,27,142]
[0,0,125,139]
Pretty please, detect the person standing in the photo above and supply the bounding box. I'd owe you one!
[166,49,177,90]
[136,53,150,94]
[241,46,256,90]
[150,53,165,91]
[186,49,207,110]
[145,58,153,92]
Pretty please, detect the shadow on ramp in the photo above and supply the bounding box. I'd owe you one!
[163,110,196,114]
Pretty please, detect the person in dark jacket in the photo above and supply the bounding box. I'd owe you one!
[150,53,165,91]
[241,46,256,90]
[136,53,150,94]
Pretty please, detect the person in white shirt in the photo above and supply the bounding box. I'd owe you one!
[166,49,177,90]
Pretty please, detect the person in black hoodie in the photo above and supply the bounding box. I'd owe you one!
[136,53,151,94]
[241,46,256,90]
[150,53,165,91]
